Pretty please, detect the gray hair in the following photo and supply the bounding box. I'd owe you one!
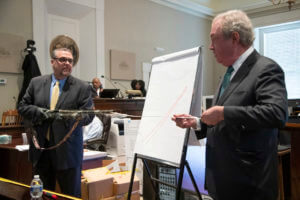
[213,10,255,47]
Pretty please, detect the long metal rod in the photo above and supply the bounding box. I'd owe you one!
[127,153,138,200]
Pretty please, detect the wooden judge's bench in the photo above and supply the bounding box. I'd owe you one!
[93,98,145,117]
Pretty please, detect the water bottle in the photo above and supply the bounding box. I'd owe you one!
[30,175,43,199]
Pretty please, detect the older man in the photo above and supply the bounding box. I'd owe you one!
[18,35,93,197]
[91,77,103,98]
[173,10,288,200]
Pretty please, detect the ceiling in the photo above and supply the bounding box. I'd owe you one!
[45,0,300,20]
[148,0,300,18]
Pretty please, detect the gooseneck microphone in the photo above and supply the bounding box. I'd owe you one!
[101,75,117,89]
[101,75,124,98]
[114,81,128,98]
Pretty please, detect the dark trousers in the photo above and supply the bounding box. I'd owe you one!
[33,149,81,198]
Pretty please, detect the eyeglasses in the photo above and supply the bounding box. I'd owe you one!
[54,57,73,64]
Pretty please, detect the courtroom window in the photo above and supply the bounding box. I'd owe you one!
[254,21,300,100]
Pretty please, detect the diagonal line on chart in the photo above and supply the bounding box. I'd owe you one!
[143,86,188,144]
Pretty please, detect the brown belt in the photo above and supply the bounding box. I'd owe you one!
[31,119,80,151]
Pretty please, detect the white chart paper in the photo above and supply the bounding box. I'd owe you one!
[134,47,202,166]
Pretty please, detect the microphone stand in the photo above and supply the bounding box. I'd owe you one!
[114,81,128,98]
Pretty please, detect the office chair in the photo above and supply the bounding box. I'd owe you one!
[84,113,111,151]
[1,109,22,126]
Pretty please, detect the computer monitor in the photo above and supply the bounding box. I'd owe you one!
[202,95,214,111]
[100,89,119,98]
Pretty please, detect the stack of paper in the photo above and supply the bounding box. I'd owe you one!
[83,150,107,160]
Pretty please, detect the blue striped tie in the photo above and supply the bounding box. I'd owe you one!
[219,66,234,97]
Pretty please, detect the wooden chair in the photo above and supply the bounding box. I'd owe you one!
[1,109,22,127]
[278,146,291,200]
[277,129,291,200]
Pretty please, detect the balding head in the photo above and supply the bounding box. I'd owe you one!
[92,77,101,89]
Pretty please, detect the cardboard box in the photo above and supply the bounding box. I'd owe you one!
[102,159,115,167]
[111,171,139,195]
[81,167,114,200]
[102,159,128,173]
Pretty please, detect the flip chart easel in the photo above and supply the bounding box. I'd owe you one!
[128,46,203,200]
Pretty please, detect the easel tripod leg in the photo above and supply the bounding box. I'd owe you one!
[127,153,138,200]
[176,162,185,200]
[185,161,202,200]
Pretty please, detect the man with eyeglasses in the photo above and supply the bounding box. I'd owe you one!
[18,35,94,197]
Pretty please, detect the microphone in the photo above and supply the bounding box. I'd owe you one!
[101,75,123,98]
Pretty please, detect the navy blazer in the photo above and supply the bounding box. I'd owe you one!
[18,74,94,170]
[196,50,288,200]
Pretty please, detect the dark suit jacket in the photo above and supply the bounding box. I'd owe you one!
[196,50,288,200]
[18,74,94,170]
[91,87,99,98]
[17,53,41,104]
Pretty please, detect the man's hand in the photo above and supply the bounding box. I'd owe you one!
[172,114,197,129]
[36,108,59,122]
[201,106,224,126]
[37,108,50,121]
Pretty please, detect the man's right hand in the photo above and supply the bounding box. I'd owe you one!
[172,114,197,129]
[35,108,61,124]
[36,108,51,121]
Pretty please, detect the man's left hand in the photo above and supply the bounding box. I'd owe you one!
[201,106,224,126]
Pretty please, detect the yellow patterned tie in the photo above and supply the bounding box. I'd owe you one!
[47,81,59,140]
[50,81,60,110]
